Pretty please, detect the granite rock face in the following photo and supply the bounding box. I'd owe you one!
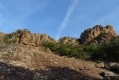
[1,29,57,47]
[59,37,78,45]
[40,33,57,43]
[80,25,117,45]
[0,32,6,42]
[0,25,118,46]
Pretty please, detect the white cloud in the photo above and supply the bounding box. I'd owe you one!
[55,0,78,39]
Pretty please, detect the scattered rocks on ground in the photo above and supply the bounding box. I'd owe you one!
[0,43,102,80]
[104,62,119,73]
[95,62,105,68]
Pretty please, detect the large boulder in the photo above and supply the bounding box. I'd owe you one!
[79,25,117,45]
[105,62,119,73]
[95,62,105,68]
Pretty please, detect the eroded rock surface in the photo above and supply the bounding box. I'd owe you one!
[1,29,57,47]
[59,37,78,45]
[0,32,6,42]
[80,25,117,45]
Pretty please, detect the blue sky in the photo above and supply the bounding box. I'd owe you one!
[0,0,119,39]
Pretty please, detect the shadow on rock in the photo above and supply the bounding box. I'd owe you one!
[0,62,101,80]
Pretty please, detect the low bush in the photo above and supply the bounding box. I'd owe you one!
[42,37,119,62]
[95,37,119,62]
[42,41,98,60]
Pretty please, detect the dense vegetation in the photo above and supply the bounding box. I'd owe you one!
[42,41,98,60]
[42,37,119,62]
[93,37,119,62]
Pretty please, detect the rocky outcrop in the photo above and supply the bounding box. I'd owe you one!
[4,29,39,46]
[2,29,57,47]
[40,33,57,43]
[59,37,78,45]
[0,32,6,42]
[80,25,117,45]
[0,25,118,46]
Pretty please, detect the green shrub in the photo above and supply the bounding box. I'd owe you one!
[42,41,98,60]
[3,35,12,43]
[2,34,17,43]
[102,38,119,61]
[92,37,119,62]
[42,37,119,62]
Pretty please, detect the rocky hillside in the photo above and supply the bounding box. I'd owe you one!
[79,25,117,45]
[1,29,57,47]
[0,43,118,80]
[0,32,6,42]
[0,25,118,80]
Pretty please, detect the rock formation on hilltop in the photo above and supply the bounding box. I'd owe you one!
[4,29,41,46]
[59,37,78,45]
[0,32,6,42]
[2,29,57,47]
[0,25,118,46]
[40,33,57,43]
[79,25,117,45]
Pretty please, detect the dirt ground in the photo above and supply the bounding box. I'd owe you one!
[0,44,117,80]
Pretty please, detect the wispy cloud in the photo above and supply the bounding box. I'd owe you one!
[55,0,78,39]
